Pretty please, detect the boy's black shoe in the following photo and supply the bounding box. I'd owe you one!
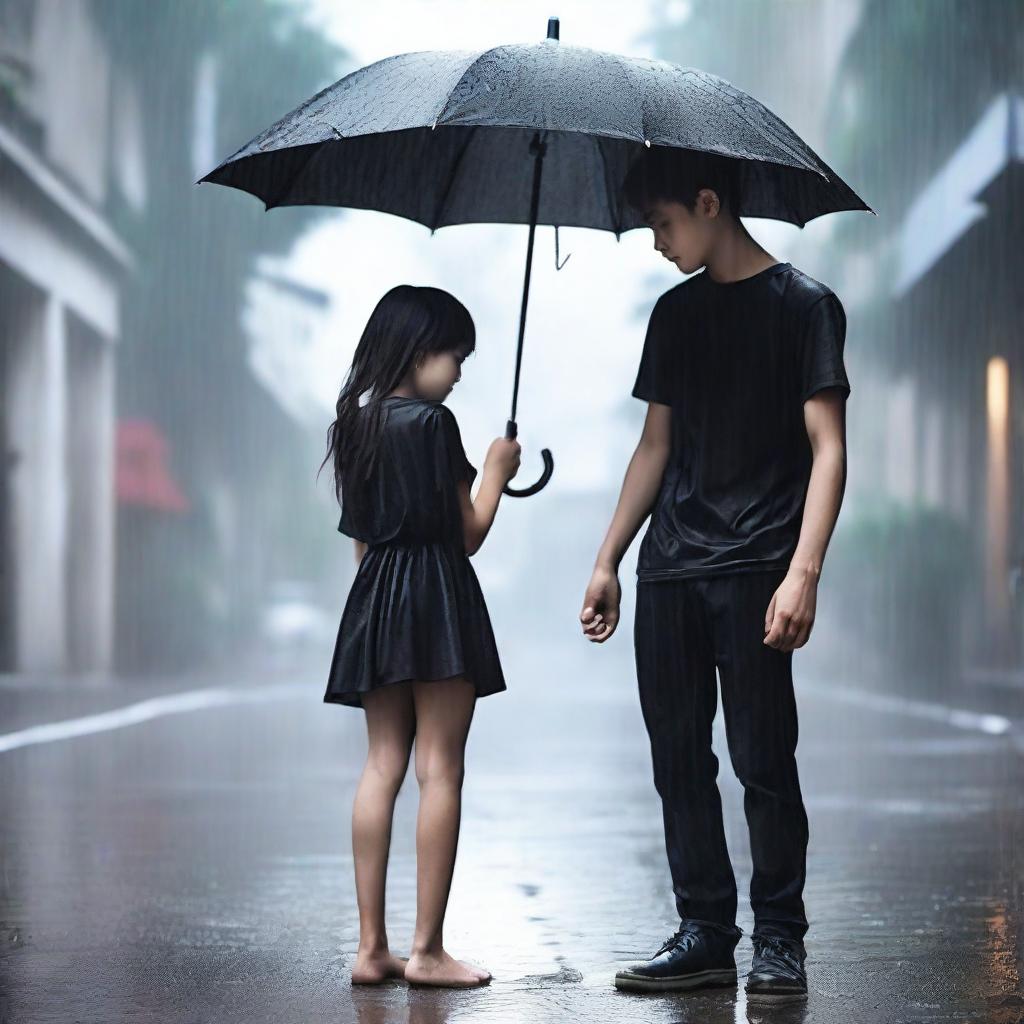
[614,919,741,993]
[745,934,808,1002]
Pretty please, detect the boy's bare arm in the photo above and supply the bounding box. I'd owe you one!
[595,403,672,570]
[763,389,847,651]
[791,390,848,577]
[580,403,672,643]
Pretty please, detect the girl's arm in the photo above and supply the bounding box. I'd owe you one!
[354,539,367,564]
[455,439,520,556]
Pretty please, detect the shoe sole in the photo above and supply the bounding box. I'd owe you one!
[745,988,808,1004]
[614,967,737,993]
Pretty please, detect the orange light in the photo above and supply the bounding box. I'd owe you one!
[985,356,1011,653]
[987,356,1009,427]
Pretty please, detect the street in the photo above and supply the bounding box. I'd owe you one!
[1,642,1021,1023]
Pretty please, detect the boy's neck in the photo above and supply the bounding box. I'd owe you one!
[702,221,778,284]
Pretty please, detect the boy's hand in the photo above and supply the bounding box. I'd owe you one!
[763,567,818,651]
[580,565,621,643]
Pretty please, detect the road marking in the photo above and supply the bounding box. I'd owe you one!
[0,678,1013,754]
[799,680,1013,736]
[0,683,306,754]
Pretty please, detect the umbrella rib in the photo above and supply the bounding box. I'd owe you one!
[429,125,479,231]
[430,46,496,128]
[593,135,624,235]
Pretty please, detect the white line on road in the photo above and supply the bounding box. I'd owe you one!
[0,677,1013,755]
[799,680,1013,736]
[0,683,307,754]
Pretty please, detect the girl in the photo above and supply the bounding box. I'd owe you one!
[320,284,521,989]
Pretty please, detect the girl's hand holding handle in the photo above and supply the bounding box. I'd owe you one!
[461,438,520,555]
[485,437,521,484]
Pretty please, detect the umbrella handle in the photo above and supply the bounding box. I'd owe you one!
[502,418,554,498]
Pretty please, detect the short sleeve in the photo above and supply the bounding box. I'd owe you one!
[631,294,676,406]
[432,405,477,489]
[337,470,355,537]
[338,507,359,538]
[801,292,851,402]
[337,476,363,539]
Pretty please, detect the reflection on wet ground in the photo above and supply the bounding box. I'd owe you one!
[0,646,1021,1022]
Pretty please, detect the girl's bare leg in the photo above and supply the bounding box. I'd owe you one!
[404,676,490,987]
[351,683,416,985]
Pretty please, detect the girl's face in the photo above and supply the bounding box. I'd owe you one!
[644,193,721,275]
[413,347,468,401]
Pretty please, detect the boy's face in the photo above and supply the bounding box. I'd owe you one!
[643,191,722,275]
[414,348,467,401]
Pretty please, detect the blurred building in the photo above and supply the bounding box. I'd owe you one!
[883,92,1024,681]
[243,256,332,432]
[0,0,141,674]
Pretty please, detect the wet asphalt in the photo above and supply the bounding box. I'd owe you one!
[0,642,1021,1023]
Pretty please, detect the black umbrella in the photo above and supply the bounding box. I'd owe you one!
[199,17,872,497]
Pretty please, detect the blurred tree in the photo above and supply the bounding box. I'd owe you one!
[826,500,975,690]
[90,0,349,670]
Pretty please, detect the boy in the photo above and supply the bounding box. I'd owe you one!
[580,147,849,1002]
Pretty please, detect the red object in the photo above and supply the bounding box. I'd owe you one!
[115,419,190,513]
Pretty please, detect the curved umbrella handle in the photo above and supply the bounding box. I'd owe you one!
[502,419,554,498]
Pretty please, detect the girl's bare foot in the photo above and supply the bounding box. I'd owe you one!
[351,949,409,985]
[461,961,492,982]
[404,950,491,988]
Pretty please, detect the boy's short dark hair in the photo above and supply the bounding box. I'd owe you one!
[623,146,742,217]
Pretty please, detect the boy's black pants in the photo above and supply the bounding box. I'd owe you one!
[634,567,809,942]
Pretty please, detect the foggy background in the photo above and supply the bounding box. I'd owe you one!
[4,0,1021,695]
[1,2,1022,1021]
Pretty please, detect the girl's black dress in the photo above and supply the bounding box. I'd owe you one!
[324,396,507,708]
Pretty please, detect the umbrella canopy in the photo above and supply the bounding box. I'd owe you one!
[200,20,873,498]
[198,38,872,231]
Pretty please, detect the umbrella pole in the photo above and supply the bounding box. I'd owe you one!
[503,132,555,497]
[509,133,545,424]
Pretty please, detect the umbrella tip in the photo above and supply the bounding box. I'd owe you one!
[547,16,560,41]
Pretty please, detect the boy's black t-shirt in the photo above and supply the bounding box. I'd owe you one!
[632,261,850,581]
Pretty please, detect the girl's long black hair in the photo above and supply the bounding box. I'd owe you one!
[319,284,476,508]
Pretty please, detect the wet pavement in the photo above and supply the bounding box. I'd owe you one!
[1,641,1022,1023]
